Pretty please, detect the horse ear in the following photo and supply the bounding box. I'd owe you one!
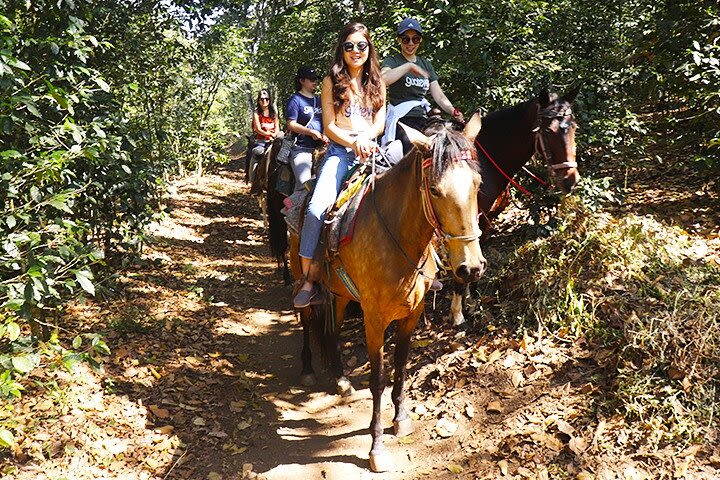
[564,84,581,104]
[398,122,432,151]
[538,88,551,108]
[462,110,482,141]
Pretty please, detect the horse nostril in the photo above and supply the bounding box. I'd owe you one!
[455,264,470,281]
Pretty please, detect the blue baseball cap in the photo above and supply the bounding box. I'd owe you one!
[396,18,423,36]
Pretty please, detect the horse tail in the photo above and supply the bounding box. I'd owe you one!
[308,301,333,365]
[307,295,344,378]
[265,169,288,265]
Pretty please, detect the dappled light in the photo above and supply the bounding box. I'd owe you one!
[1,0,719,479]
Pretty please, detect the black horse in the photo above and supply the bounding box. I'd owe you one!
[449,86,581,325]
[265,140,325,285]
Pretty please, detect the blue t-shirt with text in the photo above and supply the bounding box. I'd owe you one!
[286,93,322,148]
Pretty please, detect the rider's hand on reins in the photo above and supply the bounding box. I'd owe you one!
[309,129,323,142]
[353,134,378,161]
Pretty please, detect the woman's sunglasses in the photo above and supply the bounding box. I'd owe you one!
[342,41,369,53]
[259,97,269,101]
[400,35,422,45]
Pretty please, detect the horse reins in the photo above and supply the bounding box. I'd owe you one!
[369,151,481,281]
[419,155,481,244]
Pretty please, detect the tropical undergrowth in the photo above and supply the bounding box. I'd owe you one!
[479,192,720,447]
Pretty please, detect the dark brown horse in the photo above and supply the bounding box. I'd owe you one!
[264,139,326,284]
[449,87,581,325]
[289,123,485,472]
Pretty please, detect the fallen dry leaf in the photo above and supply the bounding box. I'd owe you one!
[446,464,463,473]
[511,370,524,387]
[487,401,504,414]
[569,436,588,456]
[487,349,503,364]
[435,418,459,438]
[148,405,170,419]
[503,353,517,368]
[555,419,574,435]
[576,471,595,480]
[498,459,509,475]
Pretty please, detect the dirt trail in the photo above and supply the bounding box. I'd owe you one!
[132,169,453,479]
[176,169,465,479]
[6,164,718,480]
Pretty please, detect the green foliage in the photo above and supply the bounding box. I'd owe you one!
[250,0,719,178]
[488,197,720,443]
[0,0,251,411]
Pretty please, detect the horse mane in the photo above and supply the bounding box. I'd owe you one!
[481,99,537,133]
[427,124,480,183]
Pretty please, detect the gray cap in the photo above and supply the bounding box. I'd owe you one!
[396,17,423,36]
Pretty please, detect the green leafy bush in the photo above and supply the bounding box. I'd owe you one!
[490,196,720,443]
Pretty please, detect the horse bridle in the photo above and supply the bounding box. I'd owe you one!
[533,106,578,173]
[419,155,482,244]
[369,151,481,280]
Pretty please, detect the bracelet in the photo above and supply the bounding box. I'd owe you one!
[453,108,461,117]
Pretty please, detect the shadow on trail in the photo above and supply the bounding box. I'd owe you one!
[101,169,387,479]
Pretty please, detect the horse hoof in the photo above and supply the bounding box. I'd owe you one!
[393,418,414,437]
[336,377,354,397]
[452,313,466,327]
[300,373,316,387]
[369,451,395,473]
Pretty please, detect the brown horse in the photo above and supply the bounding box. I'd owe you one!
[449,87,581,326]
[289,123,486,472]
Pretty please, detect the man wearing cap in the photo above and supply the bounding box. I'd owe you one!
[285,65,327,192]
[381,17,464,145]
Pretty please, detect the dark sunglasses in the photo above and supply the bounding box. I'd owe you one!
[259,97,269,101]
[400,35,422,45]
[342,41,369,53]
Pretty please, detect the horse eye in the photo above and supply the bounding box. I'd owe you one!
[429,186,441,197]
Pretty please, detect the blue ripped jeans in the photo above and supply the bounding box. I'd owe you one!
[299,142,359,259]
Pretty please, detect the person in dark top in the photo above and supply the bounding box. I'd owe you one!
[285,65,328,191]
[380,17,464,145]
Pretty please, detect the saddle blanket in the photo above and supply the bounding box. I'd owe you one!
[281,169,372,253]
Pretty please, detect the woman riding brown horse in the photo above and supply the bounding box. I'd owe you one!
[289,120,485,472]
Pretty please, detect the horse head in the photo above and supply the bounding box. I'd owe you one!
[536,87,581,193]
[411,125,487,283]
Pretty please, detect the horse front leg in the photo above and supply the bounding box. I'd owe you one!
[282,254,292,286]
[299,308,316,386]
[332,296,353,397]
[391,307,423,438]
[451,281,468,326]
[364,315,392,472]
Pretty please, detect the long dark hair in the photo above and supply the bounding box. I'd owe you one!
[256,89,276,118]
[329,23,383,113]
